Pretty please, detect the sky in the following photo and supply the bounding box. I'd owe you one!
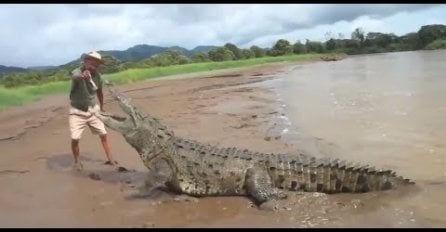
[1,4,446,68]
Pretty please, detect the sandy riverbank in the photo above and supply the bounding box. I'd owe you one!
[0,60,417,228]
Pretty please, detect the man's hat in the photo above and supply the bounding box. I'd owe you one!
[82,51,104,63]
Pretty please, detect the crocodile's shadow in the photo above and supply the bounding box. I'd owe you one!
[43,153,423,212]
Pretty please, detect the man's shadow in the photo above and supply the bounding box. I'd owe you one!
[44,153,177,202]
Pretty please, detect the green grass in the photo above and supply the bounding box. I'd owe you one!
[0,82,70,111]
[105,53,324,84]
[425,39,446,50]
[0,53,331,111]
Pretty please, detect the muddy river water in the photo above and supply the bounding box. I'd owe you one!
[260,50,446,227]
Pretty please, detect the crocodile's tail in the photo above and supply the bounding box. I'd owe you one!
[311,159,415,193]
[275,156,415,193]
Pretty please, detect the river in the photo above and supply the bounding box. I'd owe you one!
[261,50,446,227]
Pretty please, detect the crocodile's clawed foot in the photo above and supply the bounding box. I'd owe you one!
[277,191,288,199]
[172,194,200,203]
[126,186,169,200]
[259,199,279,211]
[127,191,154,200]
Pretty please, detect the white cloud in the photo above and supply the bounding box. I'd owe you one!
[0,4,444,67]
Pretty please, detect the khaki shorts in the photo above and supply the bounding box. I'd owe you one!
[69,105,107,140]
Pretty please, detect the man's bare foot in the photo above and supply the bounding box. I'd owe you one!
[104,160,118,166]
[104,160,128,172]
[73,162,84,172]
[117,166,129,172]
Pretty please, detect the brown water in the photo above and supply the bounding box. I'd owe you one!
[262,50,446,227]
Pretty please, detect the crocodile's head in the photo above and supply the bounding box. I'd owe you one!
[95,86,173,161]
[95,87,144,135]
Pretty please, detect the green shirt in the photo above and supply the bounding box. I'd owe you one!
[69,66,102,112]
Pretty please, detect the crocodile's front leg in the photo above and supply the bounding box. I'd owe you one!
[131,157,173,199]
[245,168,288,210]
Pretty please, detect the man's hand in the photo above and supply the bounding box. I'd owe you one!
[73,70,91,80]
[72,69,92,80]
[81,70,92,79]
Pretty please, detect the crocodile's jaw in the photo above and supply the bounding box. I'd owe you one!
[95,84,145,134]
[96,111,174,164]
[95,112,129,134]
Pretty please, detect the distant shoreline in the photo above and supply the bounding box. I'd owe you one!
[0,53,344,111]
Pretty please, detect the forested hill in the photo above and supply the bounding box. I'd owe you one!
[98,44,218,61]
[1,24,446,87]
[0,65,27,75]
[0,45,219,75]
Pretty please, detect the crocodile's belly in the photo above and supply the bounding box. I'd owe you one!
[174,171,247,196]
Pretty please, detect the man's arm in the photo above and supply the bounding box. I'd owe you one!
[97,88,104,111]
[72,68,90,80]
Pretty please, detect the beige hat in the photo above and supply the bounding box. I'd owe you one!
[82,51,103,63]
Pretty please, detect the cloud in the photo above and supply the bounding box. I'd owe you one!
[0,4,443,67]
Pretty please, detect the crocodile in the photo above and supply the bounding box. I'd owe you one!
[95,83,414,209]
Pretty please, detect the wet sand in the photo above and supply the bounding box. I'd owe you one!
[0,61,420,228]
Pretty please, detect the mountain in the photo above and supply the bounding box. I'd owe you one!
[190,45,219,54]
[1,44,222,74]
[98,44,220,61]
[168,46,191,56]
[0,65,27,74]
[99,44,171,61]
[27,65,57,71]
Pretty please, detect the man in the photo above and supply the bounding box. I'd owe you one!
[69,51,117,171]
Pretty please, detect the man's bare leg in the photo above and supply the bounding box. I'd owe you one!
[71,139,83,171]
[100,134,117,165]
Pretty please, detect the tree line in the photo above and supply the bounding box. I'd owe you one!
[1,24,446,88]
